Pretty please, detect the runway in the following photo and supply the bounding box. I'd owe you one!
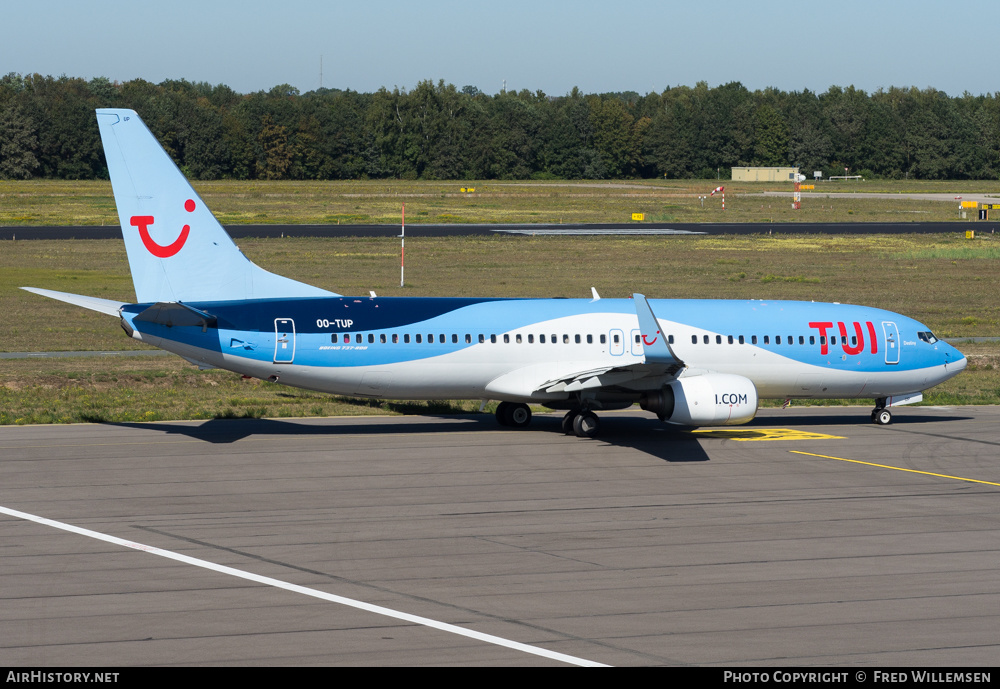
[1,220,996,240]
[2,406,998,666]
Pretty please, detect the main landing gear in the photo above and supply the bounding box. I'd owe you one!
[493,402,602,438]
[495,401,532,428]
[561,409,600,438]
[871,398,892,425]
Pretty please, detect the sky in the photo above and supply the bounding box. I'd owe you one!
[4,0,998,97]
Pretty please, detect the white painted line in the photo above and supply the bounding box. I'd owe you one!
[0,504,608,667]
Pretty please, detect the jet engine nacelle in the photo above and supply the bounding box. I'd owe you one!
[641,373,758,426]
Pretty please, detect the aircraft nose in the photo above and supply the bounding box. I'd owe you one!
[944,343,967,372]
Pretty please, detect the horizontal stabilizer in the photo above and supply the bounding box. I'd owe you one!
[21,287,125,316]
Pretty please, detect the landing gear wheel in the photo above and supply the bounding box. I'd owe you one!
[508,403,531,428]
[495,402,511,426]
[572,410,600,438]
[562,410,580,435]
[873,408,892,425]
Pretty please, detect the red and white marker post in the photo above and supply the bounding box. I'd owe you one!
[399,204,405,287]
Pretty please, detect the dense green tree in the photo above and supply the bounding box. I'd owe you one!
[2,72,999,181]
[0,104,39,179]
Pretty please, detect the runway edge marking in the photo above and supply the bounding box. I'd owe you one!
[0,504,609,667]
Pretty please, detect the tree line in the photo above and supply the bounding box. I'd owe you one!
[2,73,999,181]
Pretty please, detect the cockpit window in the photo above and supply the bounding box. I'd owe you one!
[917,331,938,344]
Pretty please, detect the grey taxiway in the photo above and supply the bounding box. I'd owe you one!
[1,406,998,666]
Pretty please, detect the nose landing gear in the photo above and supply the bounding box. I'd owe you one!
[871,399,892,425]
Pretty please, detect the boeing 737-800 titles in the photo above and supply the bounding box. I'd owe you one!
[23,110,967,438]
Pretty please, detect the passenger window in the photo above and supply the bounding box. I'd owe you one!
[528,334,535,343]
[416,334,422,343]
[404,334,410,343]
[600,334,606,344]
[587,334,593,344]
[703,335,709,344]
[692,335,698,344]
[739,335,745,344]
[809,336,815,345]
[516,334,522,344]
[331,334,338,343]
[716,335,722,344]
[776,336,781,344]
[575,334,581,344]
[479,334,485,343]
[356,334,363,344]
[368,334,375,343]
[751,335,757,344]
[668,335,674,344]
[465,334,471,343]
[727,335,734,344]
[798,336,804,345]
[563,334,569,344]
[551,334,557,343]
[392,334,398,343]
[763,335,769,344]
[491,334,497,343]
[504,334,510,343]
[540,334,546,343]
[452,334,458,343]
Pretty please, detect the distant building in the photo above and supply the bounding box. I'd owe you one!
[731,166,801,182]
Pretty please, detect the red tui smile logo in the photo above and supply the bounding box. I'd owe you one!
[130,199,196,258]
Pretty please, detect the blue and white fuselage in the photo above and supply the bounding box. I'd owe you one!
[118,295,964,417]
[23,109,967,437]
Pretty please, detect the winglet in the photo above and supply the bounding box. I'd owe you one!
[633,293,684,366]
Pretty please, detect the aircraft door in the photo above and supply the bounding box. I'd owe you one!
[274,318,296,363]
[610,329,624,356]
[882,321,899,365]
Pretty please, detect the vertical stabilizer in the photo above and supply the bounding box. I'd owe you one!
[96,109,337,303]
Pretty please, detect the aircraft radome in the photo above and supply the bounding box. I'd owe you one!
[23,109,967,438]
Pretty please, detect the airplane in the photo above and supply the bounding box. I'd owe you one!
[22,109,967,438]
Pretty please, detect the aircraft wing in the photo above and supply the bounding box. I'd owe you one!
[489,295,685,398]
[538,361,682,393]
[21,287,127,316]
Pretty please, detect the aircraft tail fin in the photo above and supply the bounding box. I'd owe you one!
[96,109,337,304]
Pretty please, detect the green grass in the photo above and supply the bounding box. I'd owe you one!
[2,229,1000,424]
[2,178,999,226]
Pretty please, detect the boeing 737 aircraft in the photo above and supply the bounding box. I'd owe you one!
[23,109,967,438]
